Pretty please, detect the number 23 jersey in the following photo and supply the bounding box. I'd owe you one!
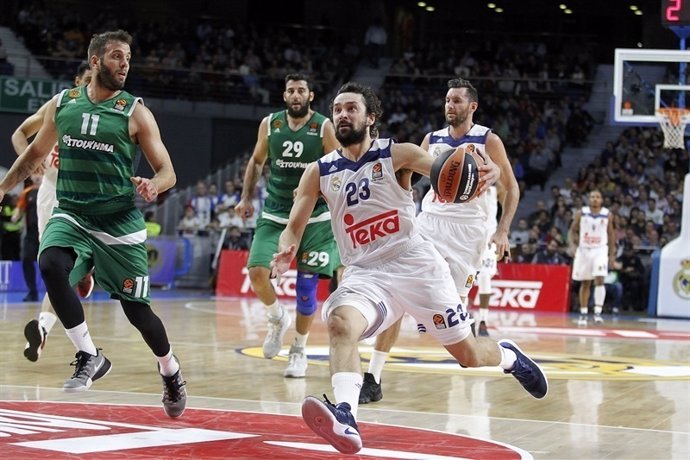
[318,138,418,268]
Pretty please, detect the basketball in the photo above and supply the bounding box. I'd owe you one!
[430,146,485,203]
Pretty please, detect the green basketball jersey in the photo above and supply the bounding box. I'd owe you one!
[54,87,141,215]
[265,110,329,218]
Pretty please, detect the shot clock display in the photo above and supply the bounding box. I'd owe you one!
[661,0,690,27]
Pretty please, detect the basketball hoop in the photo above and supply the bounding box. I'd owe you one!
[656,107,690,149]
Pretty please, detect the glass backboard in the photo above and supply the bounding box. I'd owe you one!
[613,48,690,125]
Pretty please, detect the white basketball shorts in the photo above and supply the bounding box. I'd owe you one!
[323,237,473,346]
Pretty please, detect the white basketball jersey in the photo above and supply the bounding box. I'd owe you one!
[421,124,492,221]
[37,144,59,208]
[42,143,60,189]
[318,138,418,268]
[579,206,610,249]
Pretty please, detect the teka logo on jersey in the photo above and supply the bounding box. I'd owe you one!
[485,280,543,309]
[241,267,297,297]
[344,210,400,248]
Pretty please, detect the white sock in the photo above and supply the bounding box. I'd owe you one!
[266,301,283,319]
[367,350,388,383]
[498,343,517,370]
[157,349,180,377]
[594,286,605,315]
[38,311,58,335]
[580,307,588,315]
[332,372,363,418]
[65,322,97,356]
[293,332,309,349]
[478,307,489,322]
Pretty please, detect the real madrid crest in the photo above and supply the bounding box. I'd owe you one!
[673,258,690,300]
[331,176,341,192]
[68,88,81,98]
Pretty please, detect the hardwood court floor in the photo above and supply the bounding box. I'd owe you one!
[0,290,688,459]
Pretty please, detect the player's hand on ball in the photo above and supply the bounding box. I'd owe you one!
[477,155,500,195]
[271,244,297,278]
[130,176,158,202]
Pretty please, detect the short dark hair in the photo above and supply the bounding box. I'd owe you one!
[447,78,478,102]
[87,30,132,60]
[285,73,312,91]
[76,61,90,77]
[332,82,383,137]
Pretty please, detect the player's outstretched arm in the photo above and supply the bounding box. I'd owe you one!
[0,96,59,200]
[391,142,433,176]
[11,101,50,156]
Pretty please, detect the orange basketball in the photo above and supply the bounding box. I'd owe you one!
[430,146,485,203]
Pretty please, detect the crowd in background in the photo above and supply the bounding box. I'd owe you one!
[12,3,360,106]
[1,2,687,313]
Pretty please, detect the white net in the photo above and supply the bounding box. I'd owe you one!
[656,108,690,149]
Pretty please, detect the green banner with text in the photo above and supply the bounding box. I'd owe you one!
[0,77,72,114]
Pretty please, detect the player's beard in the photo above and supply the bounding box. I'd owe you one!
[336,123,367,147]
[287,102,309,118]
[98,60,125,91]
[446,108,468,127]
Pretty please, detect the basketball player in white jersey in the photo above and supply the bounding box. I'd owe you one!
[359,78,520,404]
[271,82,545,455]
[568,189,615,325]
[11,62,96,362]
[476,184,501,336]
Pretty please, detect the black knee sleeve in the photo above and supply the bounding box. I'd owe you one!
[120,299,171,357]
[39,247,83,328]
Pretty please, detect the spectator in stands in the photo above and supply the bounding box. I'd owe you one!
[565,106,594,147]
[547,185,562,210]
[364,17,387,68]
[532,240,567,265]
[208,183,220,210]
[224,225,250,250]
[510,218,530,246]
[189,180,214,229]
[514,242,537,263]
[0,38,13,76]
[527,145,550,191]
[214,206,246,231]
[178,205,201,236]
[603,262,623,315]
[217,180,240,213]
[13,175,41,301]
[1,194,21,260]
[619,194,634,219]
[553,206,573,239]
[618,242,645,311]
[645,198,664,227]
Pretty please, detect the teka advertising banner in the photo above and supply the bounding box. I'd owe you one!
[469,263,572,313]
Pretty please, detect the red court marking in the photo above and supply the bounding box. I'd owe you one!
[0,401,529,459]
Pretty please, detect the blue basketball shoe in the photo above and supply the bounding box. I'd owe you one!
[302,395,362,454]
[499,339,548,399]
